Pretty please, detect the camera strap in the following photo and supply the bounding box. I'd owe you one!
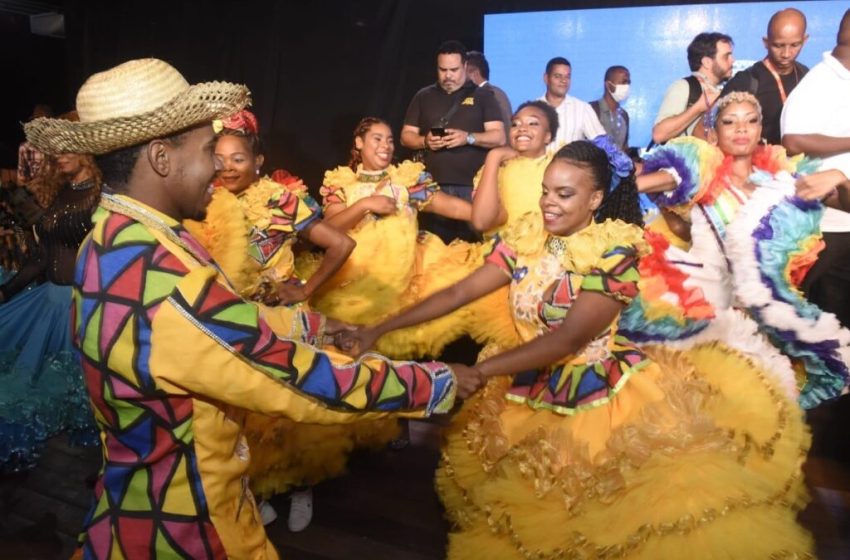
[435,83,477,128]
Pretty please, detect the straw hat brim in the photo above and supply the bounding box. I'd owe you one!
[24,81,251,155]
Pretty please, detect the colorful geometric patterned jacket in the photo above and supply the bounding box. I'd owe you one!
[73,193,456,559]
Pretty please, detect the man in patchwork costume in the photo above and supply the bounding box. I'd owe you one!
[25,58,476,559]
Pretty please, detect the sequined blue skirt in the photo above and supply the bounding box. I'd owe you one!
[0,274,99,472]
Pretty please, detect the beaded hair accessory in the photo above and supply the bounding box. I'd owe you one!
[213,109,259,135]
[705,91,763,131]
[590,134,634,192]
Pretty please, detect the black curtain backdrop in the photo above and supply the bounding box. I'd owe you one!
[12,0,768,193]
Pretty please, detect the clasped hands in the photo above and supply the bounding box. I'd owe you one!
[325,320,486,399]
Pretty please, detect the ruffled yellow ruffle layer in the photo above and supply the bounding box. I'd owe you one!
[435,342,812,559]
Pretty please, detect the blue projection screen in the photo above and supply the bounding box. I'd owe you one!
[484,1,847,148]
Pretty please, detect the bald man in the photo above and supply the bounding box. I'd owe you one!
[720,8,808,144]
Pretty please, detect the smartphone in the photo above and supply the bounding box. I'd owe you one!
[430,127,447,137]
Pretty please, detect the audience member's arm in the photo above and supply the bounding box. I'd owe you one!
[652,80,717,144]
[780,85,850,157]
[442,121,505,150]
[401,124,428,150]
[782,134,850,158]
[583,105,606,140]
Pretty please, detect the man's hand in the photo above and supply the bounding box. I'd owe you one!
[335,326,379,357]
[704,87,721,108]
[275,281,309,305]
[323,318,356,346]
[424,131,445,151]
[795,169,847,201]
[325,318,356,336]
[441,129,469,150]
[449,363,485,399]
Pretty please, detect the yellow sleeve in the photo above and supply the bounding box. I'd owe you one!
[148,267,456,424]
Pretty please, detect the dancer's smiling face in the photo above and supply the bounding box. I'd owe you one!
[215,134,263,195]
[540,158,602,237]
[510,105,551,158]
[355,122,394,171]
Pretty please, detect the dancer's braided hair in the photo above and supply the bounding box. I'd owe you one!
[553,141,643,226]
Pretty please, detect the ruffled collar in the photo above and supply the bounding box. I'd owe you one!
[701,144,817,205]
[501,212,647,273]
[356,165,389,183]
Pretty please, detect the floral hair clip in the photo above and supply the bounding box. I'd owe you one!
[591,134,634,191]
[213,109,259,136]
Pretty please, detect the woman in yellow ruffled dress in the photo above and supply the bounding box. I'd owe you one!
[304,116,476,358]
[341,139,812,559]
[467,100,559,350]
[184,110,360,532]
[470,100,556,235]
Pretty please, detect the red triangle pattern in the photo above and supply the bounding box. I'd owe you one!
[197,278,238,317]
[152,246,187,273]
[105,256,145,302]
[102,213,132,246]
[333,363,358,395]
[110,375,143,400]
[116,517,155,556]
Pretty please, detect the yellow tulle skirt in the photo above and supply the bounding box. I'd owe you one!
[435,342,812,559]
[298,216,520,359]
[245,411,401,499]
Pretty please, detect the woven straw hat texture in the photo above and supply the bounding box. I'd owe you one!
[25,58,250,155]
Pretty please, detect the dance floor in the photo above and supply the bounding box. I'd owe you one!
[1,410,848,559]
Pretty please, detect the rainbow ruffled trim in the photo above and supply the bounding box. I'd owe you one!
[726,171,850,409]
[619,230,713,343]
[642,137,723,211]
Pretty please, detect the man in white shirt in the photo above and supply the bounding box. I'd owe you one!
[782,8,850,328]
[539,56,605,150]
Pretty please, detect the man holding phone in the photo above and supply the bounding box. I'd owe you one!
[402,40,505,243]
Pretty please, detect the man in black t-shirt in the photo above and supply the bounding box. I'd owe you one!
[721,8,809,145]
[401,40,505,243]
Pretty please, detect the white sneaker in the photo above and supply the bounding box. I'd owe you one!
[287,488,313,532]
[258,500,278,526]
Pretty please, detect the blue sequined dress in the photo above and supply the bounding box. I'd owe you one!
[0,181,100,472]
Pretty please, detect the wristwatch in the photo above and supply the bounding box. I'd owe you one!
[466,132,476,145]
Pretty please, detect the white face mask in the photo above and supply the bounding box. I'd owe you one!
[609,83,630,103]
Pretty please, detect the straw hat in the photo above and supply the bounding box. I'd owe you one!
[24,58,251,155]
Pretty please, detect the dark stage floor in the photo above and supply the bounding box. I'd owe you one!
[1,412,849,559]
